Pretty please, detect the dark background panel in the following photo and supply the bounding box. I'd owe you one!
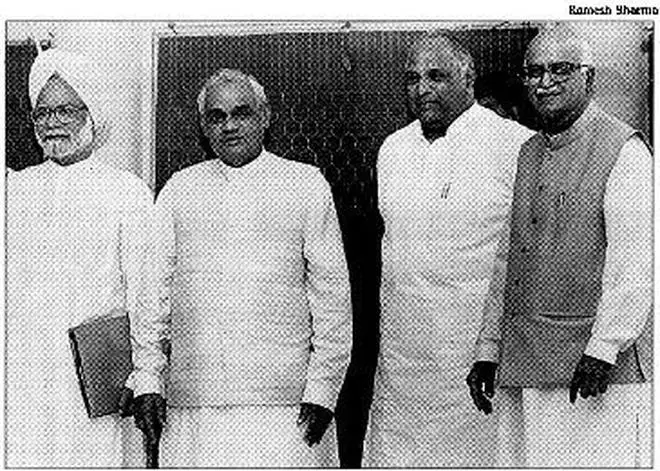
[5,42,42,171]
[155,27,539,211]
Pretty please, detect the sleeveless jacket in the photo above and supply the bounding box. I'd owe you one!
[499,104,652,388]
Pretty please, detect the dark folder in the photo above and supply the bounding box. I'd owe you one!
[68,312,133,418]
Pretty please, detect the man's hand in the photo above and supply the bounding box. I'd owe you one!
[118,387,135,417]
[296,403,333,447]
[569,354,612,404]
[134,393,167,468]
[466,361,498,415]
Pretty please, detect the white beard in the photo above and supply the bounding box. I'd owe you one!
[37,115,95,164]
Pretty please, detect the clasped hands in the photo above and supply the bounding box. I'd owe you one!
[466,355,613,414]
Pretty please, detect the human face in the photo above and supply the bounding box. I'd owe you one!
[405,41,474,137]
[524,37,592,132]
[201,79,269,167]
[33,74,93,165]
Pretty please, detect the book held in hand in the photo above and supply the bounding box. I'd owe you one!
[68,312,133,418]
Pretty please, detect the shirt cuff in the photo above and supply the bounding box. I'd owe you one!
[301,381,338,412]
[584,338,620,365]
[126,371,165,397]
[474,339,501,363]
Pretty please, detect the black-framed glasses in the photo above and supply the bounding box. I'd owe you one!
[31,105,88,125]
[522,62,592,81]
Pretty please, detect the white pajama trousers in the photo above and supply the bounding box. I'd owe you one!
[123,405,338,468]
[496,383,652,468]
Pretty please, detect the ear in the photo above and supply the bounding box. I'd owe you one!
[198,114,210,138]
[585,67,596,95]
[260,105,271,128]
[464,66,476,91]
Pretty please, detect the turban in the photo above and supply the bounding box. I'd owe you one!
[28,48,111,149]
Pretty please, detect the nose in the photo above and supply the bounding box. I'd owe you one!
[222,115,240,133]
[44,110,62,127]
[418,76,434,95]
[539,69,555,87]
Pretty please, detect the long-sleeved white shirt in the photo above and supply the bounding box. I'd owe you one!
[372,103,532,426]
[130,150,352,411]
[475,134,652,365]
[6,157,153,467]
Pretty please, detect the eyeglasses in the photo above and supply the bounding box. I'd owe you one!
[31,105,88,125]
[522,62,592,81]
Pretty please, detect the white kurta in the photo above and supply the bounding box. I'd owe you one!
[6,158,153,468]
[160,406,338,467]
[125,151,351,467]
[476,133,653,467]
[366,104,532,467]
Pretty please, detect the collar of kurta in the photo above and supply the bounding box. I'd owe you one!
[212,149,270,180]
[410,102,485,145]
[540,102,598,151]
[39,154,101,175]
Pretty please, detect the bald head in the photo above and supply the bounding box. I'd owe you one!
[408,33,475,78]
[405,33,476,142]
[524,26,595,134]
[525,26,594,69]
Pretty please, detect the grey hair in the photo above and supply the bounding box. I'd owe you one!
[524,25,594,66]
[408,31,475,77]
[196,69,268,115]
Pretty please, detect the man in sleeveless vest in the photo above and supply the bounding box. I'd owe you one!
[365,32,532,467]
[467,25,652,467]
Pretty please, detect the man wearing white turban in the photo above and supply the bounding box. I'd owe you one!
[6,48,154,467]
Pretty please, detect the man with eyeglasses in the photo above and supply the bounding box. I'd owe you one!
[6,48,153,467]
[365,32,532,467]
[126,69,352,467]
[468,25,652,467]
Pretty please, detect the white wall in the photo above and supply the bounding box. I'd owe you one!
[567,21,652,139]
[7,20,653,188]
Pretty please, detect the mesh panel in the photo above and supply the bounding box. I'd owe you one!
[155,27,538,215]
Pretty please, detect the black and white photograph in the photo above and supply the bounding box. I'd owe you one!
[3,11,655,468]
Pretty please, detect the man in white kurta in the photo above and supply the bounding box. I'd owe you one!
[128,69,352,467]
[365,33,532,467]
[469,26,652,468]
[6,49,153,467]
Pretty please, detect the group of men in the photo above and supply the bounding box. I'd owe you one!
[6,23,652,468]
